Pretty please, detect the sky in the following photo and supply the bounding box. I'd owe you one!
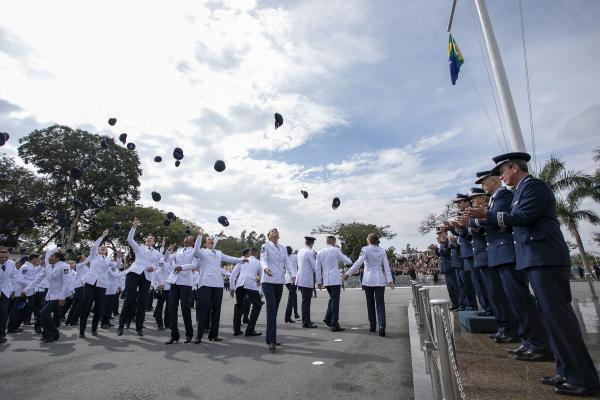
[1,0,599,254]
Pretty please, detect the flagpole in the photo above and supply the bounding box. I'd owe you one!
[473,0,527,153]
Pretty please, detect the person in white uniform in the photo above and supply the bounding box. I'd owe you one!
[284,247,300,323]
[65,255,89,326]
[260,228,297,351]
[343,233,394,337]
[316,236,352,332]
[118,218,161,337]
[7,253,42,332]
[296,236,318,328]
[22,248,71,342]
[230,248,263,337]
[0,248,16,343]
[101,253,125,329]
[152,252,172,333]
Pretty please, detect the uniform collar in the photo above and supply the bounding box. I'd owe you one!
[515,174,532,191]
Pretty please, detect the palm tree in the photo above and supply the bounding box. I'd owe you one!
[537,156,592,192]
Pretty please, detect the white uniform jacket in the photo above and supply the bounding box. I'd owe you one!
[23,249,71,300]
[230,256,262,291]
[127,227,162,282]
[260,241,296,285]
[345,245,393,287]
[316,245,352,286]
[285,254,298,284]
[165,247,197,287]
[193,236,242,288]
[0,259,16,297]
[296,247,317,289]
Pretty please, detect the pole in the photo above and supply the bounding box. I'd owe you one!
[474,0,527,153]
[447,0,458,32]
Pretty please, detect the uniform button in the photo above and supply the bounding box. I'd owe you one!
[500,241,503,245]
[486,242,490,246]
[514,241,517,244]
[529,237,533,240]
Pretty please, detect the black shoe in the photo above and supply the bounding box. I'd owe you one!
[449,305,459,311]
[184,337,192,343]
[165,338,179,344]
[554,383,600,396]
[369,327,376,332]
[284,319,295,323]
[242,319,249,324]
[125,324,130,329]
[515,350,554,362]
[23,322,33,326]
[79,333,86,339]
[233,331,243,336]
[91,330,98,336]
[294,314,300,319]
[540,375,565,386]
[209,336,223,342]
[42,335,59,343]
[275,341,282,346]
[303,323,318,329]
[100,324,110,330]
[379,329,386,337]
[34,328,42,334]
[7,328,23,333]
[323,319,332,327]
[332,326,345,332]
[494,335,517,344]
[194,336,202,344]
[157,326,164,331]
[0,337,7,343]
[507,345,528,355]
[269,343,276,352]
[137,330,144,337]
[117,325,124,336]
[245,331,262,337]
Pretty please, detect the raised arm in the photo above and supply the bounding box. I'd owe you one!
[91,230,108,258]
[127,221,141,253]
[337,249,352,266]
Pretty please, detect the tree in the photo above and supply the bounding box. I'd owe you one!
[386,246,398,265]
[0,153,51,248]
[311,221,396,261]
[537,156,591,193]
[418,201,459,235]
[18,125,142,249]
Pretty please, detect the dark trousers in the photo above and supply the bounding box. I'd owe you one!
[262,282,283,344]
[154,289,170,329]
[363,286,386,330]
[324,285,342,327]
[242,293,251,323]
[497,264,549,352]
[479,267,517,337]
[285,283,298,320]
[234,287,262,334]
[112,291,120,315]
[170,285,193,340]
[66,286,84,325]
[39,299,60,339]
[33,290,47,331]
[299,286,314,325]
[196,286,223,340]
[0,293,9,337]
[460,270,478,309]
[444,272,459,307]
[119,272,151,331]
[527,266,600,388]
[233,286,246,333]
[7,296,28,330]
[470,266,489,311]
[80,283,106,334]
[101,294,115,325]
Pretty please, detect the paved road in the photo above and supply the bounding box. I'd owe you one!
[0,288,413,400]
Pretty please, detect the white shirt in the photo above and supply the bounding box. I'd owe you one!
[23,249,71,300]
[153,258,173,290]
[0,259,16,297]
[193,236,242,288]
[260,241,296,284]
[127,227,162,282]
[105,261,125,295]
[345,245,393,287]
[74,259,90,289]
[316,245,352,286]
[12,261,39,293]
[165,247,197,287]
[230,256,262,291]
[296,246,317,289]
[285,254,298,284]
[82,235,112,288]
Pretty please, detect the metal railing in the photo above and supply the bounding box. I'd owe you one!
[411,281,466,400]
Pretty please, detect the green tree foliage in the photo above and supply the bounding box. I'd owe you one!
[17,125,142,249]
[311,221,396,261]
[216,230,267,257]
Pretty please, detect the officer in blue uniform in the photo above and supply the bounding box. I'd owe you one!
[447,233,471,310]
[431,229,459,309]
[468,152,600,396]
[470,169,550,350]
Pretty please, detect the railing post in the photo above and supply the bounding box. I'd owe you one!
[431,299,462,399]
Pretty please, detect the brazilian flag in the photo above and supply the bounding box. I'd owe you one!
[448,34,464,85]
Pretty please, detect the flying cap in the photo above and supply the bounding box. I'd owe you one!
[300,190,308,199]
[332,197,341,210]
[154,156,162,162]
[119,133,127,144]
[72,199,85,209]
[24,218,35,228]
[163,219,171,226]
[151,191,161,202]
[214,160,226,172]
[166,212,176,221]
[108,118,117,126]
[274,113,283,129]
[217,216,229,227]
[57,214,69,228]
[173,147,184,160]
[35,202,47,213]
[70,167,82,180]
[0,132,9,146]
[100,138,108,149]
[175,160,180,167]
[127,142,136,151]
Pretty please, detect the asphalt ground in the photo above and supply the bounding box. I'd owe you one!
[0,287,414,400]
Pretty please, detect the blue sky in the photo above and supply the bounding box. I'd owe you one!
[1,0,599,253]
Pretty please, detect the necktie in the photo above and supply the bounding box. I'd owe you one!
[1,264,5,271]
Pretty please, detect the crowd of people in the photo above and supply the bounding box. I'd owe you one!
[0,223,395,353]
[430,151,599,397]
[390,253,440,282]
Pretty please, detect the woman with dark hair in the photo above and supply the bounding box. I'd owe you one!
[343,233,394,337]
[22,248,71,342]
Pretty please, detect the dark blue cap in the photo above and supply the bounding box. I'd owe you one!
[475,170,494,184]
[491,152,531,174]
[453,193,469,203]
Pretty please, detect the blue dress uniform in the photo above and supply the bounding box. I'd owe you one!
[453,224,488,312]
[477,182,549,350]
[435,239,459,308]
[448,240,470,310]
[487,153,599,393]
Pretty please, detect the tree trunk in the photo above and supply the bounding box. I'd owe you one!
[573,228,593,274]
[65,209,82,250]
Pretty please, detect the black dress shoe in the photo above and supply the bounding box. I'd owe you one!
[34,328,42,334]
[245,331,262,337]
[42,335,59,343]
[79,333,86,339]
[294,314,300,319]
[194,336,202,344]
[332,326,345,332]
[540,375,565,386]
[233,331,243,336]
[323,319,332,327]
[554,383,600,396]
[209,336,223,342]
[515,350,554,362]
[157,326,165,331]
[0,337,7,343]
[137,330,144,337]
[507,345,528,355]
[369,327,376,333]
[379,329,386,337]
[494,335,517,344]
[7,328,23,333]
[91,330,98,336]
[165,338,179,344]
[184,337,192,343]
[269,343,276,352]
[100,324,110,330]
[117,325,124,336]
[303,323,318,329]
[284,319,295,323]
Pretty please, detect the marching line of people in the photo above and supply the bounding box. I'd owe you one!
[0,220,395,353]
[430,151,599,397]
